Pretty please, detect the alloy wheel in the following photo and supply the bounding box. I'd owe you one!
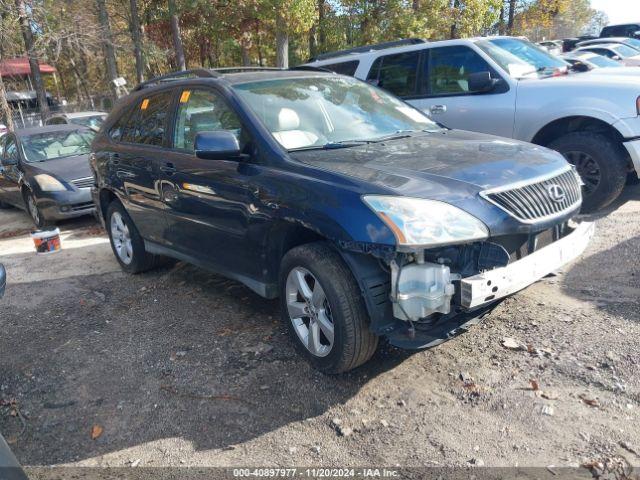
[285,267,335,358]
[564,150,601,197]
[27,195,40,226]
[110,211,133,265]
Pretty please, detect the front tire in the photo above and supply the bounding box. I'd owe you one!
[106,200,158,273]
[549,132,628,212]
[23,190,51,229]
[279,242,378,374]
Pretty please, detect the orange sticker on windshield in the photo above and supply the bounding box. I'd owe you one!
[180,90,191,103]
[140,98,149,110]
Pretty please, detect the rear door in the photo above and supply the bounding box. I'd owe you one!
[157,86,260,279]
[0,135,24,207]
[111,90,175,243]
[409,45,516,138]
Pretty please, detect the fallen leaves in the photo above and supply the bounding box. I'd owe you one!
[579,394,600,408]
[91,424,103,440]
[501,338,554,357]
[582,456,633,480]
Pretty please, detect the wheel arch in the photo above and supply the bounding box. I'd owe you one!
[98,187,119,221]
[531,116,625,147]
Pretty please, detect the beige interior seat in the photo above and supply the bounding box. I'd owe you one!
[272,108,318,149]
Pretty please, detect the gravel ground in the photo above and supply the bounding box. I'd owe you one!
[0,185,639,471]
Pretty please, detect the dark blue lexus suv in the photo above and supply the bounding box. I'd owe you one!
[91,68,593,373]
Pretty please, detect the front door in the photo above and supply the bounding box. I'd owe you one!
[0,135,24,208]
[409,45,517,139]
[158,87,260,280]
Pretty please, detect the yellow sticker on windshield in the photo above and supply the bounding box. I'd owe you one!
[180,90,191,103]
[140,98,149,110]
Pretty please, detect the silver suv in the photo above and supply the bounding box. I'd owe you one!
[304,36,640,212]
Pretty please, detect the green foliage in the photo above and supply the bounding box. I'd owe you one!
[0,0,606,108]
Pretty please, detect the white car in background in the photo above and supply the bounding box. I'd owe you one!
[562,52,640,77]
[304,36,640,211]
[573,43,640,66]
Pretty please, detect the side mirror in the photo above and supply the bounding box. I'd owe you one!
[468,71,498,93]
[633,31,640,39]
[612,55,622,61]
[194,131,242,161]
[0,264,6,299]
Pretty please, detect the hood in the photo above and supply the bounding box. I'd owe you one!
[290,130,569,200]
[24,154,92,182]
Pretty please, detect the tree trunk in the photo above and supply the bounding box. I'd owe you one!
[276,6,289,68]
[15,0,49,122]
[318,0,326,49]
[507,0,517,34]
[498,4,505,35]
[241,45,251,66]
[412,0,420,12]
[129,0,145,83]
[308,24,317,59]
[96,0,119,99]
[168,0,186,71]
[449,0,460,39]
[275,11,288,68]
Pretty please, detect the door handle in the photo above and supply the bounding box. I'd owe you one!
[429,104,447,115]
[160,162,176,175]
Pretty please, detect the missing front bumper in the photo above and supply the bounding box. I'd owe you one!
[460,221,594,308]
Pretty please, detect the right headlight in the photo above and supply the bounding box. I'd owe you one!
[363,195,489,247]
[34,174,67,192]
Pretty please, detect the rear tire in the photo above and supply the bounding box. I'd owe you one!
[549,132,627,212]
[105,200,159,273]
[279,242,378,374]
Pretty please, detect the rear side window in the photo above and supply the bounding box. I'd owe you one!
[425,46,493,96]
[323,60,360,76]
[366,51,419,97]
[122,91,173,146]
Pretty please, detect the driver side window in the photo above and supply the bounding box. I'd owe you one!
[173,89,242,152]
[425,46,493,96]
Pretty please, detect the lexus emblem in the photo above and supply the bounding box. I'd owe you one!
[547,184,566,203]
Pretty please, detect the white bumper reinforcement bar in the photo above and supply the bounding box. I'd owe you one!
[460,221,595,309]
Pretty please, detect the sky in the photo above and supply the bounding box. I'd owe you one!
[590,0,640,25]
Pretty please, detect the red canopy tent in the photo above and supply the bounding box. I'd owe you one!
[0,57,56,77]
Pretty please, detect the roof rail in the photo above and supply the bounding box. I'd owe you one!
[308,38,426,62]
[289,65,335,73]
[211,67,283,73]
[133,69,218,91]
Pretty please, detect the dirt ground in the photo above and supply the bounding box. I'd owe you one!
[0,185,639,471]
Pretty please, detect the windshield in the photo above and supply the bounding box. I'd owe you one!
[233,76,439,150]
[621,38,640,50]
[477,38,568,78]
[70,115,105,129]
[21,130,95,162]
[585,54,622,68]
[611,44,640,58]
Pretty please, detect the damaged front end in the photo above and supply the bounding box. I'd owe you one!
[351,168,594,350]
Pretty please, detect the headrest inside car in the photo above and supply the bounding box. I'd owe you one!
[277,108,300,131]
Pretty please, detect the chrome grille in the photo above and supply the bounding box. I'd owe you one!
[482,169,582,223]
[70,176,94,189]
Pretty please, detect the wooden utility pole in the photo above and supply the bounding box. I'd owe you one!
[15,0,49,122]
[168,0,186,71]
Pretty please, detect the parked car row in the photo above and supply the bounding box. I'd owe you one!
[2,33,635,372]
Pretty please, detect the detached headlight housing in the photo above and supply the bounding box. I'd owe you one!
[363,195,489,248]
[34,174,67,192]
